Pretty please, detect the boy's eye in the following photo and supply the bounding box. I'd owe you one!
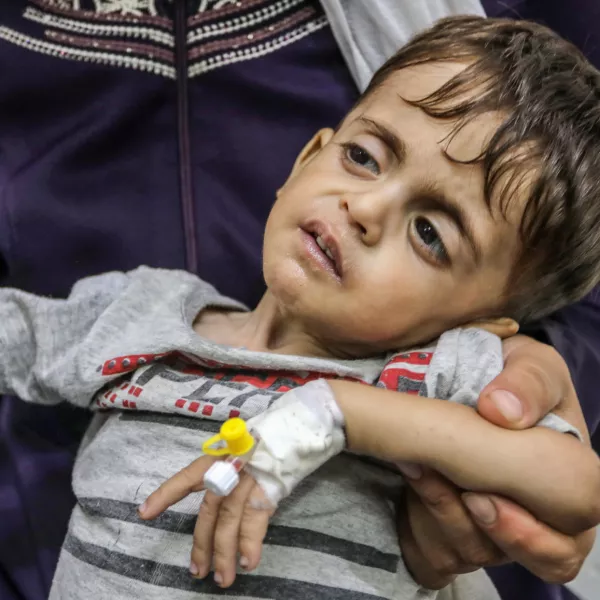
[414,217,449,265]
[342,143,381,175]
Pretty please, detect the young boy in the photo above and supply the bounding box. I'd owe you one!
[1,15,600,600]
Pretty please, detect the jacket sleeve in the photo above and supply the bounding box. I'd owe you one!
[531,287,600,446]
[0,271,131,405]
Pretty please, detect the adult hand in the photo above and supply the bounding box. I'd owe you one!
[396,335,596,589]
[478,335,587,439]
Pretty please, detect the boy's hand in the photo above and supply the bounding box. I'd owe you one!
[139,455,274,588]
[139,380,343,587]
[396,334,594,588]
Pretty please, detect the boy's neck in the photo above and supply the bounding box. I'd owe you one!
[193,291,334,358]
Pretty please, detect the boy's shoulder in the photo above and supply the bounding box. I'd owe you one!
[378,328,503,404]
[69,266,248,311]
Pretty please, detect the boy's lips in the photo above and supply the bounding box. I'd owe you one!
[300,221,343,280]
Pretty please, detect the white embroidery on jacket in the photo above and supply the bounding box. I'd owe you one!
[93,0,157,16]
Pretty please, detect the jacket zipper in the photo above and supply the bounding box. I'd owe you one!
[175,0,198,273]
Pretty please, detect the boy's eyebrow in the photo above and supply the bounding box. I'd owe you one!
[357,116,407,163]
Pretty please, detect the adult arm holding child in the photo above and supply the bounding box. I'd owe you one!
[330,382,598,536]
[398,333,597,589]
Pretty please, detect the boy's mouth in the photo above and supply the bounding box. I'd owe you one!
[315,235,335,262]
[301,221,343,280]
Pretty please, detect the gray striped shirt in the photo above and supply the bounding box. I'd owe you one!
[0,267,576,600]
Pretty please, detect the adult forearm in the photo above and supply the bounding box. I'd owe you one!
[329,380,600,534]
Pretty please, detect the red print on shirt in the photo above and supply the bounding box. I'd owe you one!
[94,350,367,419]
[378,352,433,395]
[99,352,172,376]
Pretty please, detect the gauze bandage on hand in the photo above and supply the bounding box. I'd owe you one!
[245,379,346,507]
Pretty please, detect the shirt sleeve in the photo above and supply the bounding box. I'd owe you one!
[0,270,131,405]
[377,328,582,440]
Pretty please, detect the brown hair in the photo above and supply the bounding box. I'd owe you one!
[362,16,600,323]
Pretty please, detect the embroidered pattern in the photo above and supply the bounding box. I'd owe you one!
[0,0,327,79]
[42,0,79,8]
[188,16,326,77]
[92,0,157,16]
[24,6,174,45]
[197,0,240,12]
[0,25,176,77]
[187,0,305,43]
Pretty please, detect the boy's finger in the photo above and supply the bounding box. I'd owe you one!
[210,473,256,588]
[191,490,223,579]
[464,494,594,584]
[139,455,217,519]
[238,485,274,572]
[478,336,586,436]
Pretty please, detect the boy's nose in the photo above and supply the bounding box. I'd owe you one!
[339,191,394,246]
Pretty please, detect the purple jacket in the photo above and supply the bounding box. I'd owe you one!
[0,1,598,600]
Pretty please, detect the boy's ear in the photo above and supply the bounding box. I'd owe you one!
[465,317,519,339]
[289,128,335,177]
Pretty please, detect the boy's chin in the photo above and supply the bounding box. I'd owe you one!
[263,257,319,302]
[266,276,328,322]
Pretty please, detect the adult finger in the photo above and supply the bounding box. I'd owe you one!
[463,493,596,583]
[238,485,274,572]
[478,335,587,437]
[139,455,217,519]
[210,473,257,587]
[405,489,470,581]
[396,489,457,590]
[399,466,504,569]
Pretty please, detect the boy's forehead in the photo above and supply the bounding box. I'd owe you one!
[383,61,469,100]
[349,63,505,171]
[350,63,502,159]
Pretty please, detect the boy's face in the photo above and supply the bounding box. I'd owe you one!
[263,63,522,355]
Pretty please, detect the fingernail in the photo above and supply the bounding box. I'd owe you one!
[138,501,148,516]
[189,562,199,576]
[214,572,223,586]
[463,494,497,525]
[239,556,249,569]
[396,462,422,480]
[490,390,523,423]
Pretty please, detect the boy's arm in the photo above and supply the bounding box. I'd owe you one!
[0,271,131,404]
[328,379,600,536]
